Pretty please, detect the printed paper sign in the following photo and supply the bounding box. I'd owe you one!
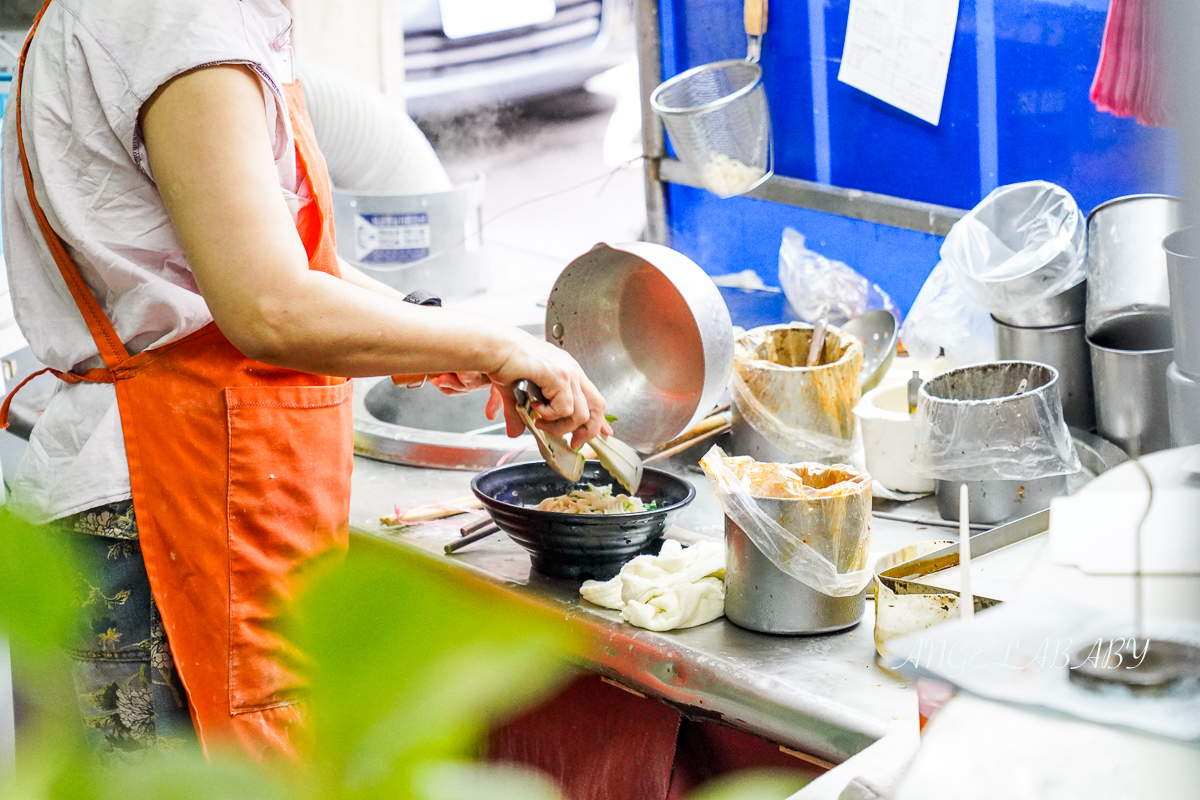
[354,213,431,264]
[837,0,960,125]
[439,0,556,40]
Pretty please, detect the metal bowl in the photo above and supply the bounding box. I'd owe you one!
[471,462,696,581]
[545,242,734,452]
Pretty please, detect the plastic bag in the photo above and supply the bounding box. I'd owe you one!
[700,447,873,597]
[778,228,901,325]
[940,181,1086,318]
[731,324,862,460]
[899,261,995,366]
[911,362,1081,481]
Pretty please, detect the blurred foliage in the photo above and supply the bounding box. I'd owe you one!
[0,513,807,800]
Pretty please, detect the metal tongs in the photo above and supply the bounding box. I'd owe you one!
[514,380,643,495]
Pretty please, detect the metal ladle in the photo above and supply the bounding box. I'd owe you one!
[842,310,899,392]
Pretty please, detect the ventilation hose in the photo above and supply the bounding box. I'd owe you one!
[295,59,453,195]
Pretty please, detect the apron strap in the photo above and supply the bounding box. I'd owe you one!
[0,364,114,430]
[14,0,131,372]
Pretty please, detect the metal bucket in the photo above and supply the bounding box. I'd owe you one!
[991,279,1087,328]
[1088,310,1175,456]
[723,512,866,636]
[728,324,862,462]
[935,475,1068,524]
[1163,228,1200,378]
[993,317,1095,430]
[1085,194,1185,337]
[1168,363,1200,447]
[332,176,486,301]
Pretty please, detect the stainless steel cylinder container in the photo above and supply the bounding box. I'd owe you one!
[1088,310,1175,456]
[1163,228,1200,378]
[935,476,1068,524]
[991,279,1087,328]
[993,317,1095,430]
[1085,194,1185,337]
[723,515,865,635]
[1167,363,1200,447]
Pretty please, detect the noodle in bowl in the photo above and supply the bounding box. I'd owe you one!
[471,461,695,580]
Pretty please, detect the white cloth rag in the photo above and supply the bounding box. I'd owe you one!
[580,539,726,631]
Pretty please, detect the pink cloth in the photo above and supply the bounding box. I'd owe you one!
[1090,0,1170,127]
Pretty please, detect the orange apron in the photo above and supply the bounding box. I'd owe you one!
[2,3,353,760]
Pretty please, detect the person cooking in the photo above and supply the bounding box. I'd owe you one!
[1,0,608,758]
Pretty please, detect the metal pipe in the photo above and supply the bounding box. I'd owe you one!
[635,0,669,245]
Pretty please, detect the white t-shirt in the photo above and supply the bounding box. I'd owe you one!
[2,0,314,523]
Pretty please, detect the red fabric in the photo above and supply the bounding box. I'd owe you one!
[488,675,682,800]
[11,2,353,760]
[1090,0,1170,127]
[488,674,826,800]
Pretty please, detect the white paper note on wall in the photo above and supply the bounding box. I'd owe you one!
[837,0,961,125]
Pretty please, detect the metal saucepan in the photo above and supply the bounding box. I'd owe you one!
[471,461,695,581]
[545,242,734,453]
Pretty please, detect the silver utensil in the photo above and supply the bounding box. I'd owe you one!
[842,309,899,391]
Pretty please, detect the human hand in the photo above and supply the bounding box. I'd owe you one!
[488,333,611,449]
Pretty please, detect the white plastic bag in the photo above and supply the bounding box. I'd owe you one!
[899,261,995,366]
[700,447,873,597]
[778,228,901,325]
[940,181,1086,318]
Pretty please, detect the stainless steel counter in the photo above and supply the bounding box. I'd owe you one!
[349,455,937,766]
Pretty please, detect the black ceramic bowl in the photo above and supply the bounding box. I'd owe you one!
[471,461,696,581]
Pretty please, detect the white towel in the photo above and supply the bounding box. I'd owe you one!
[580,539,726,631]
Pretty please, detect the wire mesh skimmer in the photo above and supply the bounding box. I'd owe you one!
[650,1,772,199]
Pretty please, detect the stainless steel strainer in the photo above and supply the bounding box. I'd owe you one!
[650,0,772,199]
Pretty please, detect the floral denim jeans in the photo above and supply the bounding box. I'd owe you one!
[59,501,196,755]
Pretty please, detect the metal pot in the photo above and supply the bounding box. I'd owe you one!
[992,316,1095,430]
[1087,310,1175,456]
[723,512,866,636]
[914,362,1079,525]
[545,242,734,452]
[935,476,1068,524]
[991,279,1087,328]
[1167,363,1200,447]
[1163,228,1200,378]
[1085,194,1186,337]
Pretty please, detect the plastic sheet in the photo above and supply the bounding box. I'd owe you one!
[940,181,1086,319]
[731,324,863,460]
[778,228,901,326]
[911,362,1081,481]
[700,447,873,597]
[899,261,995,366]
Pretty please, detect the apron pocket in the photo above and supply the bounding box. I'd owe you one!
[225,380,353,713]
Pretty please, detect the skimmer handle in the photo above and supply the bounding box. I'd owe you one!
[745,0,769,62]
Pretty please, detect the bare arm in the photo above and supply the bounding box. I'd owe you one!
[140,65,605,443]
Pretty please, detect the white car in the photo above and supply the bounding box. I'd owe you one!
[401,0,634,117]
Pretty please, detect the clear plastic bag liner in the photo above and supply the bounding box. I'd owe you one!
[940,181,1086,317]
[911,363,1081,481]
[731,324,862,460]
[899,261,995,366]
[701,447,873,597]
[778,228,902,325]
